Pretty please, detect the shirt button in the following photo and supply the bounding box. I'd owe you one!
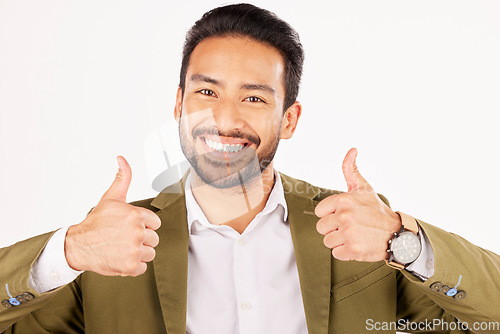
[50,271,60,282]
[238,238,247,246]
[240,301,252,310]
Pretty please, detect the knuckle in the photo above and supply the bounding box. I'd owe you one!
[336,211,346,222]
[344,242,354,253]
[335,213,348,229]
[343,225,355,239]
[123,261,138,275]
[132,246,142,259]
[131,227,145,244]
[337,194,348,205]
[138,209,149,221]
[127,246,142,262]
[339,193,353,207]
[131,208,147,222]
[348,242,361,256]
[127,208,141,222]
[336,194,345,205]
[132,263,147,277]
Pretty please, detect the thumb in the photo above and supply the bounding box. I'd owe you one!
[342,148,370,192]
[100,156,132,203]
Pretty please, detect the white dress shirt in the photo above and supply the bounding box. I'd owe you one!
[29,226,83,293]
[184,171,308,334]
[29,170,434,334]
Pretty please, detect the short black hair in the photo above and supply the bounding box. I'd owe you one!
[179,3,304,111]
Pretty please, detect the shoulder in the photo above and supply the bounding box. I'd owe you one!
[279,172,390,207]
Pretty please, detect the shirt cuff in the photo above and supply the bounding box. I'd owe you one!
[405,227,435,281]
[29,227,84,293]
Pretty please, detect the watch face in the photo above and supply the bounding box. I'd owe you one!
[391,231,422,264]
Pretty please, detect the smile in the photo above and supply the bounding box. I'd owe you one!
[204,138,247,153]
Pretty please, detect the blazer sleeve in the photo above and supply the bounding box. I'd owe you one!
[0,232,84,333]
[397,219,500,329]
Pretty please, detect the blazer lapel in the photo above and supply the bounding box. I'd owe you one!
[148,172,332,333]
[151,176,189,333]
[281,174,332,334]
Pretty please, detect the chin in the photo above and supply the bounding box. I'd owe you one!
[192,155,264,189]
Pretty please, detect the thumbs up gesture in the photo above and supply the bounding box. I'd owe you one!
[315,148,402,262]
[64,156,161,276]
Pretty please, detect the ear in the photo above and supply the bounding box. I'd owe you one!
[280,101,302,140]
[174,87,183,122]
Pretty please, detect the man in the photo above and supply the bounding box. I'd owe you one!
[0,3,499,333]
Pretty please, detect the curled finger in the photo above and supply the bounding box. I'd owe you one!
[323,229,345,249]
[141,245,156,263]
[143,228,160,248]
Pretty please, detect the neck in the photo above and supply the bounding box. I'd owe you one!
[190,164,276,234]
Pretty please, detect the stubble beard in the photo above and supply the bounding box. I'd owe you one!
[178,117,281,190]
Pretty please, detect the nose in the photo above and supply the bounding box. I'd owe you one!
[209,99,245,131]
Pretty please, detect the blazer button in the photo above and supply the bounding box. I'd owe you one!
[454,291,466,300]
[430,282,442,291]
[446,288,458,297]
[16,295,26,303]
[22,293,34,301]
[1,300,13,309]
[439,285,450,294]
[8,298,20,306]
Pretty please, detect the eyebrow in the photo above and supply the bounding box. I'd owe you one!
[240,83,275,95]
[190,74,275,95]
[190,74,223,86]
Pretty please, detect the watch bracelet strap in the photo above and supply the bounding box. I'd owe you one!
[395,211,419,234]
[385,211,419,270]
[385,260,405,270]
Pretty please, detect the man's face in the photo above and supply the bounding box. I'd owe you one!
[176,36,293,189]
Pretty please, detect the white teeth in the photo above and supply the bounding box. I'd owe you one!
[205,138,245,153]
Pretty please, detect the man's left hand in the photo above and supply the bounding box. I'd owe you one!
[315,148,402,262]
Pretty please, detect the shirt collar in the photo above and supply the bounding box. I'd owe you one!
[184,169,288,233]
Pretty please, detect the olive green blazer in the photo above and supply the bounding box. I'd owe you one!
[1,173,499,333]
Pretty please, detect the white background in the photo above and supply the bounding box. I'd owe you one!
[1,0,499,260]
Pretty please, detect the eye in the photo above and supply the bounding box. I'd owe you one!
[244,96,265,103]
[198,89,216,97]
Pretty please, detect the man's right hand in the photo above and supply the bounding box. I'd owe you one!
[64,156,161,277]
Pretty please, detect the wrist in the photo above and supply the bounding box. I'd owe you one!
[64,225,85,272]
[384,211,402,250]
[389,211,402,234]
